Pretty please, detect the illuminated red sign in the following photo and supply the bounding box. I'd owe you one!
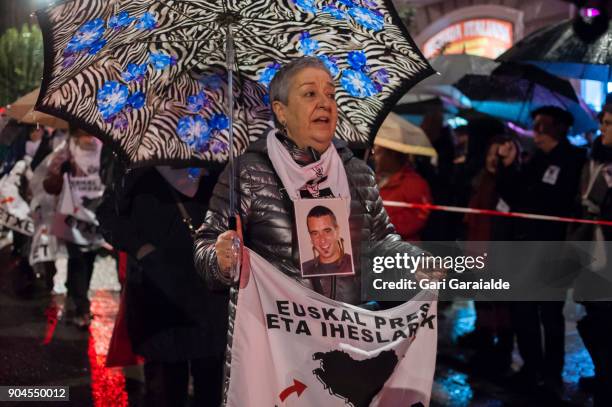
[423,19,514,59]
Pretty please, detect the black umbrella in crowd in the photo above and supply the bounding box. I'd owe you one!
[497,18,612,82]
[455,62,598,133]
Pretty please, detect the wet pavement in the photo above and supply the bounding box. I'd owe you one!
[0,245,596,406]
[0,247,136,406]
[433,301,594,406]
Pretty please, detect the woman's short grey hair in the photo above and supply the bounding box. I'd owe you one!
[269,56,332,107]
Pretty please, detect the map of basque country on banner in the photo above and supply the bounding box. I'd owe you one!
[226,249,438,407]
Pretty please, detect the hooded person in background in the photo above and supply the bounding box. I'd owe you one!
[43,126,111,328]
[97,164,228,407]
[568,103,612,407]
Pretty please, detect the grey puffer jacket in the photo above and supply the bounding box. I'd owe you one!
[194,137,423,304]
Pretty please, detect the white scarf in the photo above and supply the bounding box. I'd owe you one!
[266,131,351,204]
[157,166,201,198]
[69,137,102,175]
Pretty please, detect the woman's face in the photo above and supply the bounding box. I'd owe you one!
[273,67,338,153]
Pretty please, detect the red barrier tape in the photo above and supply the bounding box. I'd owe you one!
[383,201,612,227]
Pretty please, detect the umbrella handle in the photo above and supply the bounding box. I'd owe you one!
[229,215,243,283]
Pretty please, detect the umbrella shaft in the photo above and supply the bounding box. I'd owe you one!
[226,26,236,219]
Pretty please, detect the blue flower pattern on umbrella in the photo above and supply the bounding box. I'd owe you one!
[347,50,367,71]
[317,55,340,77]
[341,70,378,98]
[295,32,340,78]
[349,7,384,31]
[65,19,105,54]
[66,1,393,153]
[135,12,157,30]
[87,38,107,55]
[108,11,135,30]
[177,115,210,148]
[210,139,228,154]
[293,0,318,13]
[187,91,210,113]
[113,113,129,131]
[338,50,387,97]
[209,113,229,131]
[127,91,146,109]
[298,32,319,56]
[58,7,328,158]
[97,60,153,126]
[372,68,389,84]
[258,62,281,88]
[64,18,106,65]
[322,6,346,20]
[97,81,129,120]
[291,0,383,31]
[121,63,148,83]
[150,52,177,70]
[62,54,77,69]
[181,85,229,153]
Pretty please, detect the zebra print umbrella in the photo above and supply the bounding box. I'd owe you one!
[35,0,433,167]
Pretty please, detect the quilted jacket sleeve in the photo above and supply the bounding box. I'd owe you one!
[194,156,253,290]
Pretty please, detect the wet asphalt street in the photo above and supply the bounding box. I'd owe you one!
[0,244,596,406]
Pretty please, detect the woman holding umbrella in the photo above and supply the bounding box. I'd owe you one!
[195,57,427,304]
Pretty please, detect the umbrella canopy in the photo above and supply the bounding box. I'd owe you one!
[6,89,68,129]
[397,54,500,110]
[455,63,597,133]
[399,54,498,106]
[497,19,612,82]
[374,111,436,157]
[35,0,433,168]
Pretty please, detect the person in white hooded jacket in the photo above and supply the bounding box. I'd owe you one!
[43,126,111,328]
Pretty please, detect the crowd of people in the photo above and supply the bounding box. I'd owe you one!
[1,56,611,406]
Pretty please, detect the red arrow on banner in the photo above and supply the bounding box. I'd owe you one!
[279,379,307,402]
[0,197,15,204]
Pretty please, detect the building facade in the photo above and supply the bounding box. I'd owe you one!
[401,0,573,59]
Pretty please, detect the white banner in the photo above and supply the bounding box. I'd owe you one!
[0,160,34,236]
[51,173,104,246]
[29,224,59,265]
[226,249,437,407]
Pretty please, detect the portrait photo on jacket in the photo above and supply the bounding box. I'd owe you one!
[295,198,355,278]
